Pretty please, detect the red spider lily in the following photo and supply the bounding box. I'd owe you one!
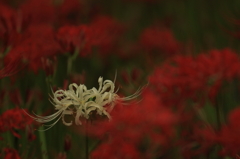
[216,107,240,157]
[0,59,25,79]
[4,24,61,73]
[3,148,20,159]
[56,0,83,25]
[20,0,56,26]
[89,90,178,158]
[139,26,181,56]
[149,48,240,106]
[56,25,91,56]
[149,59,204,107]
[194,49,240,101]
[0,108,33,138]
[89,16,125,55]
[0,3,20,49]
[180,126,218,159]
[91,142,141,159]
[0,3,25,78]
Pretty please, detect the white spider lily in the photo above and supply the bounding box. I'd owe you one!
[24,76,142,130]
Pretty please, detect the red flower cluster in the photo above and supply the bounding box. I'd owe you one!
[0,3,19,50]
[3,148,20,159]
[217,107,240,157]
[4,24,61,73]
[181,107,240,158]
[139,26,181,56]
[0,1,125,74]
[88,16,125,55]
[0,108,33,138]
[56,25,91,56]
[89,90,178,158]
[149,49,240,106]
[56,0,83,25]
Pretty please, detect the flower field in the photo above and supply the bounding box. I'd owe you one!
[0,0,240,158]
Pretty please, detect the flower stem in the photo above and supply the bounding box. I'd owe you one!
[38,110,49,159]
[6,132,13,147]
[67,57,72,75]
[85,120,89,159]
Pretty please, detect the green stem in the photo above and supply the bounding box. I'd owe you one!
[38,110,49,159]
[85,120,89,159]
[67,48,79,75]
[67,57,72,76]
[6,132,13,148]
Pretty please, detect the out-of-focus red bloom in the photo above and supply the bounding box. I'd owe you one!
[195,49,240,101]
[56,0,82,25]
[4,24,61,73]
[56,25,91,56]
[89,16,125,55]
[20,0,56,26]
[139,26,180,56]
[149,48,240,106]
[89,90,178,158]
[3,148,20,159]
[0,108,33,138]
[91,142,141,159]
[0,59,24,79]
[0,3,20,50]
[56,16,124,57]
[179,123,218,159]
[217,107,240,157]
[197,49,240,80]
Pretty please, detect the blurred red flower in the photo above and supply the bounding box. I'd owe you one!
[4,24,61,73]
[0,108,33,138]
[139,26,181,56]
[89,16,125,56]
[56,25,91,56]
[217,107,240,157]
[89,90,178,158]
[56,0,82,25]
[0,3,20,50]
[149,48,240,106]
[3,148,20,159]
[20,0,56,26]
